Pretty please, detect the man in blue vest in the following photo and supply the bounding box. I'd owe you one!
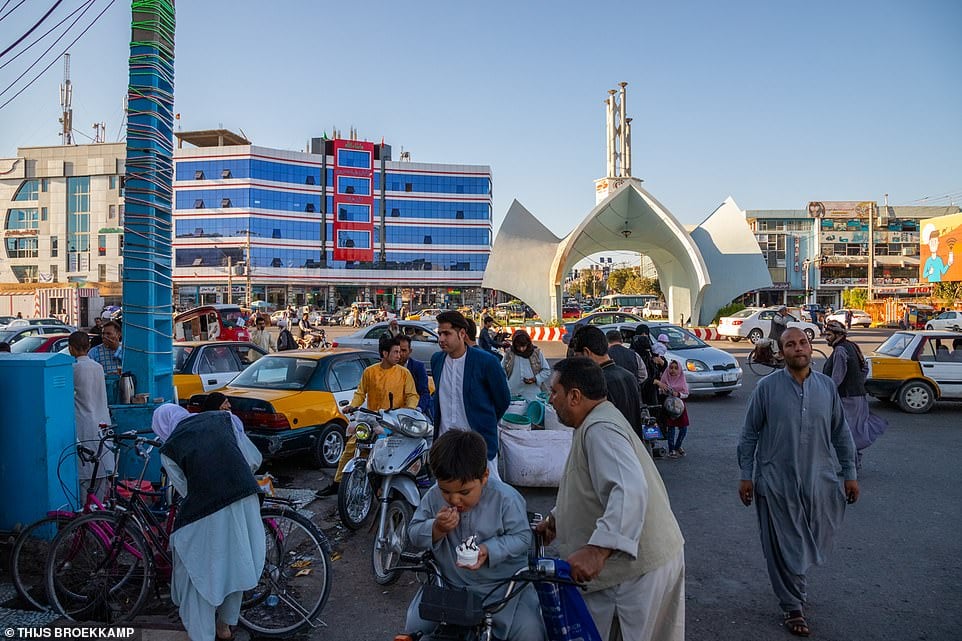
[431,311,510,479]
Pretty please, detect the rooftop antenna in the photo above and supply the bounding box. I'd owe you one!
[58,54,73,145]
[92,121,106,143]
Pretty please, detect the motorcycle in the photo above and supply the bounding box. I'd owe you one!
[336,402,433,585]
[297,329,331,350]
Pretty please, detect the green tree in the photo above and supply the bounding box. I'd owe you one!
[842,288,868,309]
[606,268,635,293]
[933,282,962,302]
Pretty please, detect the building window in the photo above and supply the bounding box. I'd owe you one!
[337,149,372,169]
[5,208,39,230]
[119,236,123,255]
[272,229,282,239]
[13,180,40,201]
[109,176,117,190]
[51,236,58,257]
[405,183,413,192]
[66,176,90,254]
[98,264,107,281]
[221,169,232,179]
[41,178,49,192]
[271,257,282,268]
[391,207,400,217]
[41,207,47,221]
[337,204,371,223]
[424,235,432,244]
[221,198,232,208]
[98,234,107,257]
[51,264,58,281]
[336,230,371,249]
[194,170,205,180]
[109,204,116,219]
[5,237,39,258]
[305,175,316,185]
[455,210,464,219]
[305,202,315,213]
[194,199,205,209]
[336,176,371,196]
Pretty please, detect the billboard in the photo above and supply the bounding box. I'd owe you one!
[807,201,875,219]
[919,212,962,283]
[332,139,375,262]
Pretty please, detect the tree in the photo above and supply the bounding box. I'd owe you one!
[842,288,868,309]
[933,282,962,302]
[606,268,635,294]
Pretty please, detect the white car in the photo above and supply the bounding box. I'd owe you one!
[925,310,962,332]
[825,309,872,328]
[717,307,820,343]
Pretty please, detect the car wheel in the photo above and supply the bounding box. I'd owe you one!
[748,329,764,344]
[714,390,733,397]
[953,325,961,332]
[896,381,936,414]
[728,337,742,343]
[925,324,934,330]
[804,328,815,341]
[313,423,345,468]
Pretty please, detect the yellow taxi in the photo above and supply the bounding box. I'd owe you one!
[173,341,265,403]
[405,308,445,322]
[188,349,380,467]
[866,330,962,413]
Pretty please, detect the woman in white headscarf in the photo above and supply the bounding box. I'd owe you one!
[152,403,190,442]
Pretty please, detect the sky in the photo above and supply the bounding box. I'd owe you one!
[1,0,960,242]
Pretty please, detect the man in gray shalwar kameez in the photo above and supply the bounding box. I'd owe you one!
[738,327,859,637]
[69,331,114,499]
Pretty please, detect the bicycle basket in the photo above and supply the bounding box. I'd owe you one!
[752,341,775,365]
[419,584,484,627]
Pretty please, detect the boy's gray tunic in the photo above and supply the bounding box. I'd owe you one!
[738,368,857,574]
[407,477,544,640]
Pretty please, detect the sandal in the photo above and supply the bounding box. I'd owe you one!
[783,611,810,637]
[677,448,686,457]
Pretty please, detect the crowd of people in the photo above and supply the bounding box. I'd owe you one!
[0,301,882,640]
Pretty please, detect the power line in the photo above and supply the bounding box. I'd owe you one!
[0,0,26,22]
[0,1,88,70]
[0,0,109,110]
[0,0,64,59]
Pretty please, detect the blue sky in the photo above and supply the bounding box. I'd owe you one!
[1,0,960,238]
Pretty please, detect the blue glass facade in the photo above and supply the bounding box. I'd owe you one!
[173,143,492,306]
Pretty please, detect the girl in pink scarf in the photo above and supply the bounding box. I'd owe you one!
[656,359,690,458]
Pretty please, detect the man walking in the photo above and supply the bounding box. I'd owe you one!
[68,331,114,498]
[431,311,510,479]
[738,327,859,637]
[537,358,685,641]
[248,315,275,360]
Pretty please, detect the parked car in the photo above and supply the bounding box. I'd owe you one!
[174,304,250,342]
[599,322,743,395]
[5,317,77,331]
[269,310,290,326]
[333,321,441,371]
[825,309,872,328]
[642,300,668,319]
[717,307,820,343]
[562,311,645,344]
[1,325,82,348]
[925,310,962,332]
[173,341,266,403]
[187,349,380,467]
[9,333,71,353]
[866,330,962,413]
[562,305,582,319]
[405,308,444,322]
[0,316,17,330]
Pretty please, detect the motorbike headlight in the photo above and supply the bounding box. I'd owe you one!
[686,359,708,372]
[354,422,373,442]
[395,409,432,438]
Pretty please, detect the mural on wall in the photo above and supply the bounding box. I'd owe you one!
[919,212,962,283]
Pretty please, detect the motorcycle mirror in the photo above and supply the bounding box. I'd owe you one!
[339,399,350,407]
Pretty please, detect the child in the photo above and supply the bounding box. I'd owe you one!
[656,359,691,458]
[405,430,546,641]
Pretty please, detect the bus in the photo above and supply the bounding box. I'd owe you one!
[600,294,658,309]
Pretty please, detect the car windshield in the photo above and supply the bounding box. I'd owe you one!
[875,332,915,357]
[172,345,195,374]
[10,336,47,353]
[219,310,245,328]
[729,308,757,319]
[230,356,318,390]
[658,325,707,350]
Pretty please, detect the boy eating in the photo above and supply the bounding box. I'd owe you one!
[405,430,546,641]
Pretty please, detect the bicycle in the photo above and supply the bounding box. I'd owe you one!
[746,339,827,377]
[9,428,127,611]
[45,436,331,635]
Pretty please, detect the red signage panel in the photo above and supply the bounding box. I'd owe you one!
[332,139,375,262]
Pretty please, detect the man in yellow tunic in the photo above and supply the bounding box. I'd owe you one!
[319,334,420,495]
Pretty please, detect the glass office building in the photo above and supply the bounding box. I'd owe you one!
[172,130,493,310]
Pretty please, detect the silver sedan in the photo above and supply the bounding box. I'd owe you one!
[601,322,743,395]
[332,320,441,371]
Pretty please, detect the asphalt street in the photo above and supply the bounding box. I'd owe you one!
[258,328,961,641]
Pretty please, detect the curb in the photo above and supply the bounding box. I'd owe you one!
[507,326,722,342]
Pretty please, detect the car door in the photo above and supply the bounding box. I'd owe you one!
[196,344,243,391]
[407,325,440,366]
[326,355,368,408]
[226,343,266,372]
[7,328,40,345]
[359,325,388,351]
[917,337,962,399]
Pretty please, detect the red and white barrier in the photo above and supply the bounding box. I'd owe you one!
[505,325,721,342]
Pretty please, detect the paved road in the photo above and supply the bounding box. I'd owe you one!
[277,327,960,641]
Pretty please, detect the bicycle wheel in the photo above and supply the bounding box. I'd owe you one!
[746,351,779,377]
[11,514,73,610]
[46,512,153,623]
[239,506,332,637]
